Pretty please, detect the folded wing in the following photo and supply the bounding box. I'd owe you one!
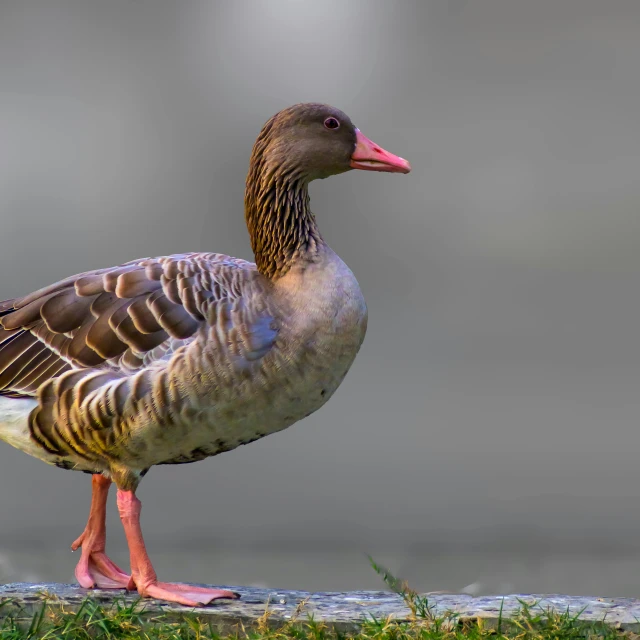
[0,252,263,398]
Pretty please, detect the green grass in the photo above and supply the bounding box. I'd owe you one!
[0,561,628,640]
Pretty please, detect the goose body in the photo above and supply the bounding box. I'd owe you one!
[0,247,366,475]
[0,103,408,605]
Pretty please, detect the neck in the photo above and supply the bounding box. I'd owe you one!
[245,159,324,280]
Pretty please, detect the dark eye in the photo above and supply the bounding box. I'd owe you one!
[324,117,340,130]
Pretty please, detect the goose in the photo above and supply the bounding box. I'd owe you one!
[0,103,410,606]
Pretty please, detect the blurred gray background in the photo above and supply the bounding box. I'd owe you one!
[2,0,640,597]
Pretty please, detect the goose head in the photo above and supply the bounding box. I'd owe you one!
[250,103,411,183]
[245,103,410,278]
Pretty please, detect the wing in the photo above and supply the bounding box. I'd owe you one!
[0,252,263,398]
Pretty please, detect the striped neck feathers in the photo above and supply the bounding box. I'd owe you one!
[244,125,324,279]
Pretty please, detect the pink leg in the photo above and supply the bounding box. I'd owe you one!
[116,489,239,606]
[71,474,130,589]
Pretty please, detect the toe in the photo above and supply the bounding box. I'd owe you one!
[92,553,129,584]
[136,581,238,606]
[74,554,97,589]
[71,531,86,552]
[140,583,202,607]
[161,583,239,600]
[89,555,130,589]
[75,552,131,590]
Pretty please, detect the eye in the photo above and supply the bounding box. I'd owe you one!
[324,117,340,130]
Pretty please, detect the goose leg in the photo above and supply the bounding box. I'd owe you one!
[71,474,130,589]
[116,488,239,606]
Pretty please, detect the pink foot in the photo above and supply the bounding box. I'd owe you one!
[117,488,239,606]
[136,581,239,607]
[72,531,130,589]
[72,474,130,590]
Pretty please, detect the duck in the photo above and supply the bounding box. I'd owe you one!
[0,103,410,606]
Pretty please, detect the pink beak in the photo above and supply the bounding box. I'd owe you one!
[350,129,411,174]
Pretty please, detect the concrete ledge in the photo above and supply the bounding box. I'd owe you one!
[1,583,639,633]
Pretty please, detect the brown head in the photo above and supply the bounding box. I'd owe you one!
[245,103,410,278]
[248,103,410,183]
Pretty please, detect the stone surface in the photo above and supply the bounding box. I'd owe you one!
[1,583,640,633]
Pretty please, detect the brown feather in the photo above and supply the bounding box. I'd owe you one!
[15,353,70,394]
[128,296,163,333]
[86,307,130,359]
[41,290,95,333]
[1,292,59,330]
[14,273,84,308]
[90,291,119,317]
[76,273,108,297]
[103,265,140,293]
[116,269,162,298]
[0,342,47,389]
[0,254,269,424]
[67,318,105,367]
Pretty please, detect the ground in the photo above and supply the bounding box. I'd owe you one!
[0,562,631,640]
